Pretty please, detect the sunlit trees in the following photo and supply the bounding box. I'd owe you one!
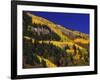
[23,12,89,68]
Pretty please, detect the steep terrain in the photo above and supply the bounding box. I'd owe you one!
[23,12,90,68]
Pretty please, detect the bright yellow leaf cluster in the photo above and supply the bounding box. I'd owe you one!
[36,55,56,68]
[74,38,89,44]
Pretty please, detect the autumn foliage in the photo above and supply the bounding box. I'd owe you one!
[23,12,89,68]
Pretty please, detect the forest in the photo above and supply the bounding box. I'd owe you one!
[23,12,89,68]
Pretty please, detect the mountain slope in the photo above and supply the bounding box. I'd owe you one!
[27,12,69,41]
[23,12,90,68]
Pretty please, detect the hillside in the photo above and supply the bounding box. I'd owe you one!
[23,12,90,68]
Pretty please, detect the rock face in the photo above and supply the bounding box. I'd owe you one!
[28,25,50,35]
[23,11,90,68]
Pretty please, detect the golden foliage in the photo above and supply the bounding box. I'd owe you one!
[24,36,31,40]
[73,53,81,60]
[74,38,89,44]
[66,49,74,55]
[36,55,42,63]
[43,58,57,67]
[27,12,69,41]
[36,55,56,67]
[24,13,90,67]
